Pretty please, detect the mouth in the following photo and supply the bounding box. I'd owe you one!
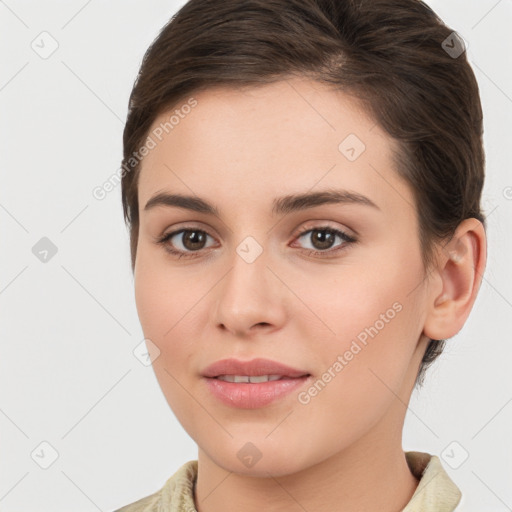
[201,357,310,379]
[213,374,310,383]
[201,358,312,409]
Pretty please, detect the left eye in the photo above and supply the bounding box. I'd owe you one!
[294,227,356,253]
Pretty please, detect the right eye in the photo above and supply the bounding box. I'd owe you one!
[157,228,217,258]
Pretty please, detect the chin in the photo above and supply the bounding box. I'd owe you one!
[204,438,317,478]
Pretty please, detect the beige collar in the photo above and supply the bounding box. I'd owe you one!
[117,451,462,511]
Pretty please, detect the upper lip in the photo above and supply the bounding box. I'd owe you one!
[201,358,310,378]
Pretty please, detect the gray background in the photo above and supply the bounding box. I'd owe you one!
[1,1,511,510]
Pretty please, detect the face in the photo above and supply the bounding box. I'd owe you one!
[134,77,431,477]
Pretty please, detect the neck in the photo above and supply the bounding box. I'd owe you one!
[194,409,419,512]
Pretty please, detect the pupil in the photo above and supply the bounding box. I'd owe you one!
[312,230,334,250]
[184,231,205,250]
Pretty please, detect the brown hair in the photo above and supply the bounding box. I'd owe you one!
[121,0,485,387]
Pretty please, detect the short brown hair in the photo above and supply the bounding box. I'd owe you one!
[121,0,486,387]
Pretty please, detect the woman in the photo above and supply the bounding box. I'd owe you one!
[115,0,486,510]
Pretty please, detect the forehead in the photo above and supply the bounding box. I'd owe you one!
[137,77,411,217]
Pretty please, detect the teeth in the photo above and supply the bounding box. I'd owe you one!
[217,375,283,383]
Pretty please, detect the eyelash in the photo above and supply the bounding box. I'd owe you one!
[156,225,357,260]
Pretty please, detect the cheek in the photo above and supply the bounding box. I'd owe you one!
[294,288,421,448]
[133,258,200,419]
[134,266,170,338]
[133,251,209,369]
[300,259,423,390]
[134,246,196,338]
[134,280,184,388]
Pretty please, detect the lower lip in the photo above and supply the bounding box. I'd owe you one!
[204,376,311,409]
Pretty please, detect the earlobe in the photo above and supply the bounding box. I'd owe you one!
[423,218,487,341]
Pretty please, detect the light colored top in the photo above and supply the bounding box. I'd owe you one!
[114,451,462,512]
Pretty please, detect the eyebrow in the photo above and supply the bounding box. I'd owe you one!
[143,189,380,216]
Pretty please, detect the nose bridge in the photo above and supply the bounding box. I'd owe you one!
[235,234,266,266]
[212,232,286,334]
[223,233,271,305]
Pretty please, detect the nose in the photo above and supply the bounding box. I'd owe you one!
[212,243,288,337]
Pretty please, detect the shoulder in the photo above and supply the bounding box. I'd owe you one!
[403,451,462,512]
[113,460,198,512]
[114,492,160,512]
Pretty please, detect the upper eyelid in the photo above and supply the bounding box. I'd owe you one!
[295,224,351,236]
[163,221,350,237]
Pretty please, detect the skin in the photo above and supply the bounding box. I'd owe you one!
[133,77,486,512]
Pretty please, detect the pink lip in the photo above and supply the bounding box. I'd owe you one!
[201,358,312,409]
[201,357,310,378]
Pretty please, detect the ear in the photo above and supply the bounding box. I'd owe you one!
[423,218,487,341]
